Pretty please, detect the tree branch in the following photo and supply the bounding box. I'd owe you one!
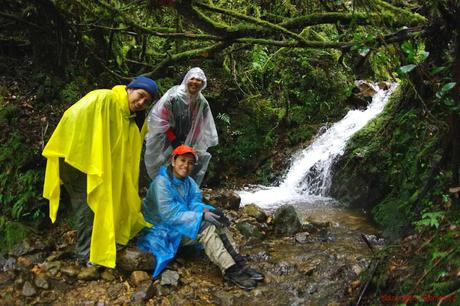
[143,41,229,78]
[0,12,46,31]
[193,1,311,45]
[278,12,419,30]
[234,37,350,49]
[82,23,223,41]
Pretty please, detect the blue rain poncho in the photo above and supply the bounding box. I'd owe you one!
[144,68,218,185]
[137,166,215,278]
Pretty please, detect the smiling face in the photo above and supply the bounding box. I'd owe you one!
[127,88,153,113]
[186,77,204,95]
[172,153,196,179]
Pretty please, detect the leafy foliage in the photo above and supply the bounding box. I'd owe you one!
[0,216,30,255]
[0,132,45,221]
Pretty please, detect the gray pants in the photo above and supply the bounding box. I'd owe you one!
[59,159,93,263]
[181,223,237,273]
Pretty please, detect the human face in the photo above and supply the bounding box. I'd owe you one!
[127,88,153,113]
[172,153,196,179]
[186,77,204,95]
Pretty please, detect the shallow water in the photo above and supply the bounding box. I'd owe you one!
[231,200,381,305]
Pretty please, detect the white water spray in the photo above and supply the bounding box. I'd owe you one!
[239,82,398,209]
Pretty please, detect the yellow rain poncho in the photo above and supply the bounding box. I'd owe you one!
[43,85,150,268]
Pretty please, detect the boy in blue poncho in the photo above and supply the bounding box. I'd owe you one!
[137,145,263,290]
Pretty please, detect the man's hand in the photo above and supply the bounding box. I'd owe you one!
[203,211,223,228]
[213,207,231,227]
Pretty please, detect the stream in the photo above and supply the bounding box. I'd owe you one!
[229,82,396,305]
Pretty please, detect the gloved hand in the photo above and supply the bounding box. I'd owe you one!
[203,211,223,228]
[171,139,182,149]
[212,207,231,227]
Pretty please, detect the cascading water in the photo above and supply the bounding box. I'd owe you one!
[239,82,398,209]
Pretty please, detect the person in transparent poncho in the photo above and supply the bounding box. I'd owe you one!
[144,67,218,185]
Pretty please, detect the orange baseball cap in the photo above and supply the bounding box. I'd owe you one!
[172,145,198,161]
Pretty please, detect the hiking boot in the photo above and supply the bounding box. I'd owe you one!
[86,261,105,272]
[224,265,257,290]
[242,266,264,281]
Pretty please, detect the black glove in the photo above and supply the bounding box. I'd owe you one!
[203,211,223,228]
[213,208,231,227]
[171,138,182,149]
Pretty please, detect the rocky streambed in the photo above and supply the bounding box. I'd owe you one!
[0,192,382,305]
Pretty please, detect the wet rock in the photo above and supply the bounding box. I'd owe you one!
[107,282,125,300]
[46,250,74,262]
[346,81,378,109]
[242,204,267,223]
[129,271,151,287]
[61,264,81,277]
[355,81,377,98]
[316,228,331,242]
[44,261,62,276]
[77,266,99,281]
[160,269,179,286]
[297,263,315,276]
[17,252,47,269]
[294,232,312,244]
[0,271,16,287]
[131,281,155,302]
[378,81,391,90]
[213,290,234,305]
[363,234,384,247]
[39,290,58,303]
[9,235,51,257]
[34,273,50,289]
[202,189,241,210]
[116,247,155,272]
[236,222,264,239]
[272,205,302,236]
[249,251,270,262]
[302,221,320,234]
[2,257,17,271]
[21,281,37,297]
[14,271,27,287]
[274,261,292,275]
[351,264,363,276]
[101,269,115,282]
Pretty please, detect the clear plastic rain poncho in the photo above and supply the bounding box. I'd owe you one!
[137,166,215,278]
[144,68,218,185]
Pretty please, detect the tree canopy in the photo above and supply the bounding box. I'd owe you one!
[1,0,426,79]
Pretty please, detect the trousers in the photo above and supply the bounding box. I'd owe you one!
[59,159,93,262]
[181,222,237,273]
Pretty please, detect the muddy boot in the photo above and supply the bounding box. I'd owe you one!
[219,233,264,281]
[224,264,257,290]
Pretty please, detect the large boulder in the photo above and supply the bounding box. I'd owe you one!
[236,222,265,240]
[116,248,155,272]
[272,205,302,236]
[202,189,241,210]
[241,204,267,223]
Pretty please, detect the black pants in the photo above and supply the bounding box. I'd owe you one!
[59,159,93,263]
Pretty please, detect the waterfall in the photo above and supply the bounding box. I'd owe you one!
[238,82,398,209]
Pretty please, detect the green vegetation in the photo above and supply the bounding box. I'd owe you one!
[1,0,459,301]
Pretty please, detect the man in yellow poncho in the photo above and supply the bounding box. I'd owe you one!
[42,76,158,268]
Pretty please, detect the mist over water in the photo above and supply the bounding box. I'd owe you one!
[238,82,398,209]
